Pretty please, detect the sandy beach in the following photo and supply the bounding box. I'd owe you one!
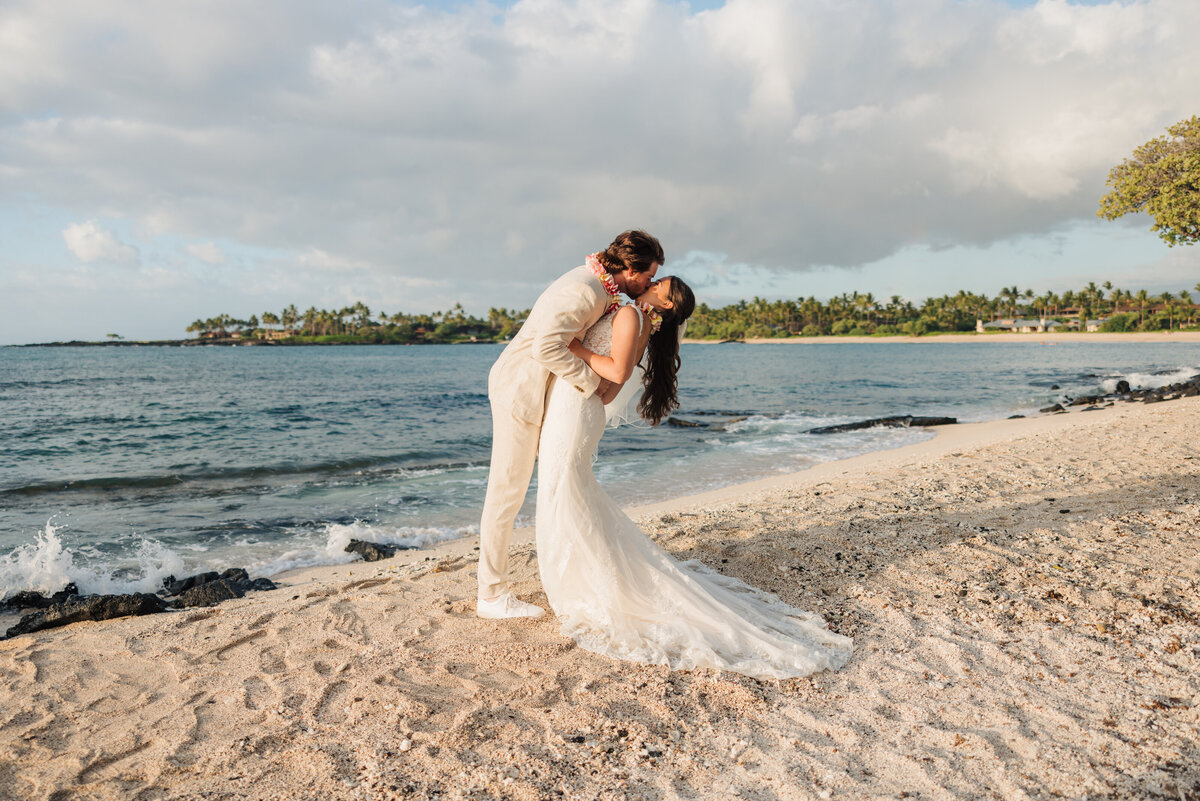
[2,398,1198,800]
[685,331,1200,345]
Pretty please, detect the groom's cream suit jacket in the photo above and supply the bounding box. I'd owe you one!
[488,265,610,424]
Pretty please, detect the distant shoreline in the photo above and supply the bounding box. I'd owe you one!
[13,330,1200,348]
[13,338,500,348]
[683,330,1200,345]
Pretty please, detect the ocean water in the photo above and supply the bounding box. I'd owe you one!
[2,341,1197,599]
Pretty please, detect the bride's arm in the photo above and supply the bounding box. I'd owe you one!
[568,306,647,384]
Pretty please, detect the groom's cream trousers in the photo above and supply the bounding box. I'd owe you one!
[478,265,609,600]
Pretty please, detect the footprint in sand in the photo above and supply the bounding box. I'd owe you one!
[242,675,276,711]
[76,738,154,784]
[312,679,352,724]
[327,600,371,643]
[211,629,267,662]
[248,612,276,629]
[342,577,392,591]
[258,644,289,675]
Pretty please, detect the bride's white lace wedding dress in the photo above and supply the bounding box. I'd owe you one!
[535,309,853,680]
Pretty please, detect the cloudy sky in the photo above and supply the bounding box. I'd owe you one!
[1,0,1197,343]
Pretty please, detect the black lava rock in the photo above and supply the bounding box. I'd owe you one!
[345,539,400,562]
[1115,379,1131,394]
[218,567,250,584]
[2,583,79,610]
[6,593,168,638]
[1039,403,1064,413]
[164,571,220,596]
[806,415,957,435]
[172,578,247,609]
[170,573,278,609]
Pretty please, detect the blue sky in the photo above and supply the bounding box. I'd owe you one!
[1,0,1197,343]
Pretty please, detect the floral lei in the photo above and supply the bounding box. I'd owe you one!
[585,252,622,315]
[636,300,663,334]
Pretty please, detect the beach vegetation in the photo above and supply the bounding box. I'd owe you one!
[1099,313,1137,333]
[1099,115,1200,246]
[182,279,1199,344]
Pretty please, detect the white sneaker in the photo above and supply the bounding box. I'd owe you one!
[476,592,546,620]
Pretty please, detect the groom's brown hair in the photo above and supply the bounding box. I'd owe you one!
[598,230,664,275]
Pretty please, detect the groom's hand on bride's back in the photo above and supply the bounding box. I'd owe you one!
[594,377,615,402]
[596,379,623,405]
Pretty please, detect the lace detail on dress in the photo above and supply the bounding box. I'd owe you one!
[580,309,616,356]
[535,313,852,680]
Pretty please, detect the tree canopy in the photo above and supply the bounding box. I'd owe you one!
[1098,115,1200,246]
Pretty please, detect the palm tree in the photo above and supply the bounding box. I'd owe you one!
[1135,289,1150,327]
[855,292,873,323]
[1160,291,1175,329]
[281,305,298,333]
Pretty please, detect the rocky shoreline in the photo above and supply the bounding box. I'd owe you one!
[666,368,1200,433]
[0,539,409,639]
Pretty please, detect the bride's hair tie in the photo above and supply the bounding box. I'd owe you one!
[635,300,663,334]
[586,252,621,314]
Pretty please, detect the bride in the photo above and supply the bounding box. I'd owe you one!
[536,270,853,680]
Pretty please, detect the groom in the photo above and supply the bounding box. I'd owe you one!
[476,230,663,619]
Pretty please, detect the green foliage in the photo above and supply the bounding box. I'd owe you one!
[1099,115,1200,246]
[712,321,746,340]
[187,274,1200,343]
[1099,313,1136,332]
[745,323,774,339]
[1140,313,1169,331]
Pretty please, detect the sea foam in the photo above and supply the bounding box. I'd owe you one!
[239,520,480,579]
[1099,367,1199,394]
[0,521,185,600]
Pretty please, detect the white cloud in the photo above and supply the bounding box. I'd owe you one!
[61,220,139,265]
[1,0,1198,339]
[187,241,226,264]
[296,248,372,273]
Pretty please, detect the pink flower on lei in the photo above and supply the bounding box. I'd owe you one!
[585,253,622,315]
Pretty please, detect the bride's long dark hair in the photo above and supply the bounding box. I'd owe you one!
[638,277,696,426]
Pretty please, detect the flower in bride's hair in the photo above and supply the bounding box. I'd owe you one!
[585,253,622,314]
[635,301,663,334]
